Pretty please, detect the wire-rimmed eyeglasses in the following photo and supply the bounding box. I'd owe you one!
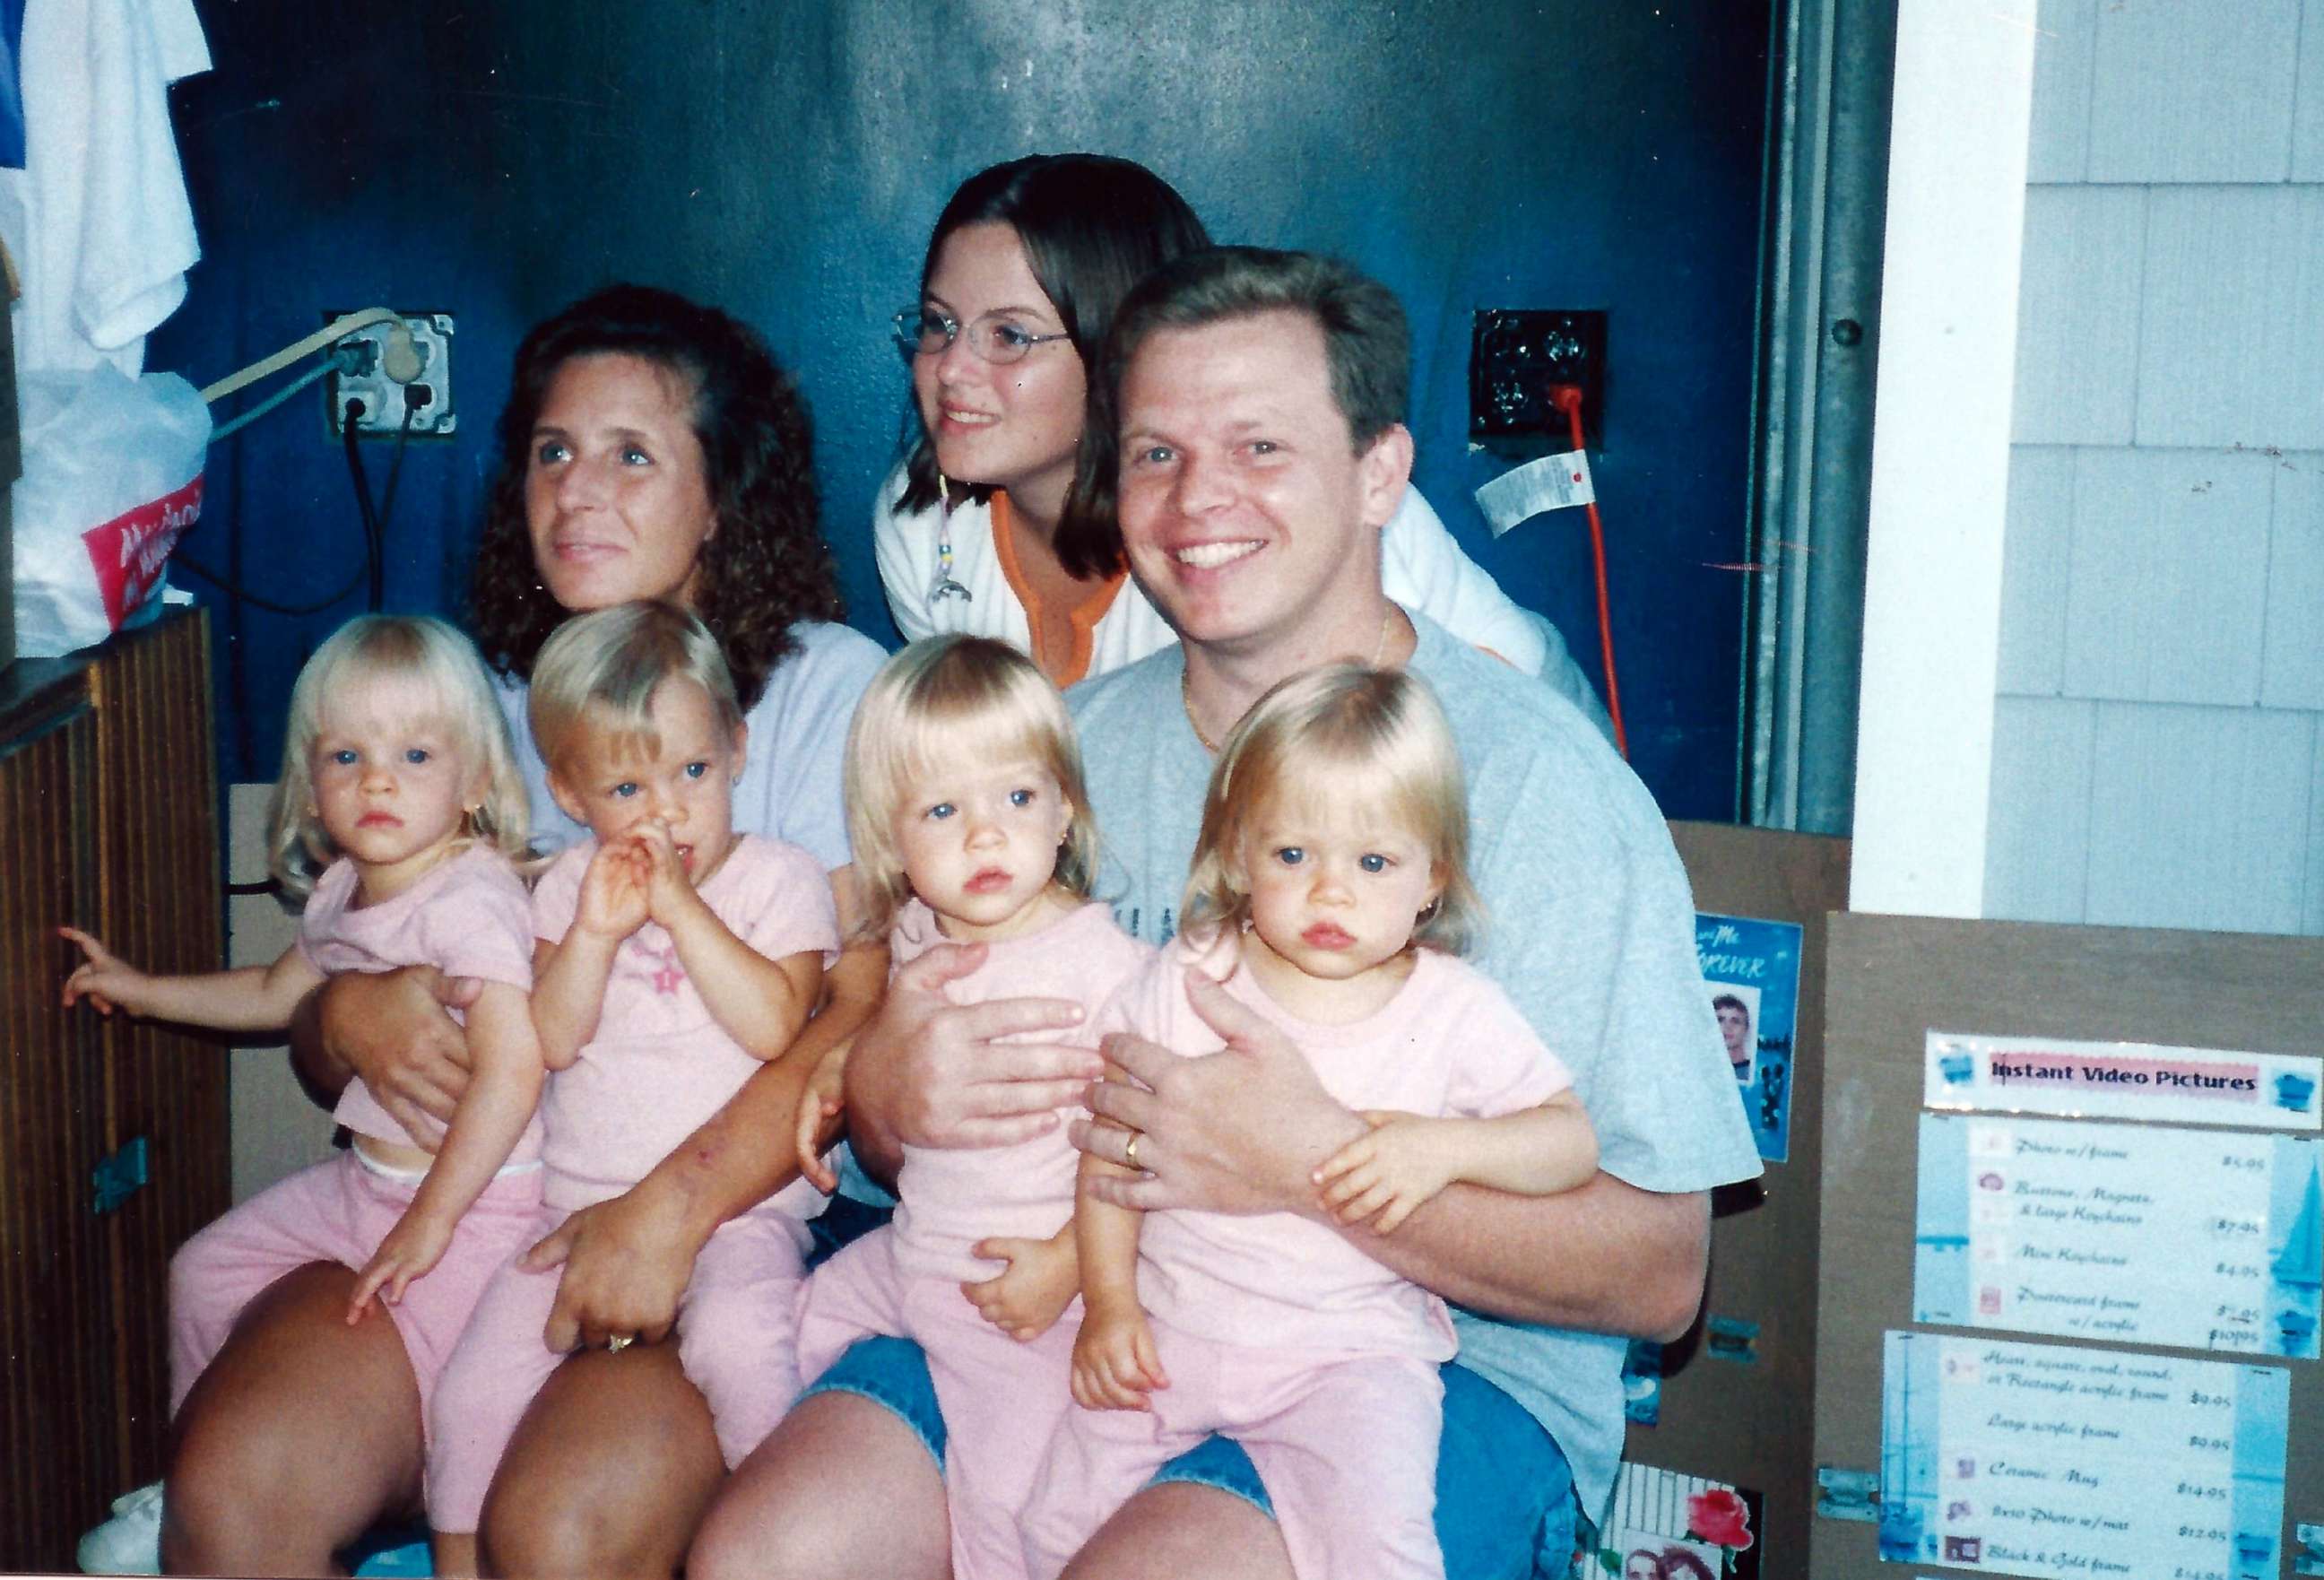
[891,307,1072,366]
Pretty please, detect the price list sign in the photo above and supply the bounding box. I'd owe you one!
[1914,1117,2323,1358]
[1877,1333,2287,1579]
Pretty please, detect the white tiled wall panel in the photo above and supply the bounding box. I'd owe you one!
[1983,696,2096,922]
[2061,447,2273,704]
[1997,447,2076,693]
[2262,458,2324,709]
[2294,0,2324,181]
[2135,187,2324,451]
[1989,0,2324,939]
[2028,0,2096,182]
[2085,0,2299,182]
[2084,703,2315,933]
[2013,187,2143,445]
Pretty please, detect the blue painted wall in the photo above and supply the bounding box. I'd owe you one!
[152,0,1768,819]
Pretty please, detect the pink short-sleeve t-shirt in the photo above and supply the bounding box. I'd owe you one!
[884,899,1154,1283]
[530,833,839,1212]
[299,846,539,1157]
[1104,945,1574,1359]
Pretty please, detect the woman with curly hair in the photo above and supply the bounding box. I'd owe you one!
[151,286,886,1577]
[470,283,881,863]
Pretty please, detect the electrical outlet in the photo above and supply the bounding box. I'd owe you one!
[324,311,456,439]
[1470,308,1606,450]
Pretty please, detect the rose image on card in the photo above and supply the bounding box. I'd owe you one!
[1685,1488,1753,1551]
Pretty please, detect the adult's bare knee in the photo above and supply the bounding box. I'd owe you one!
[690,1392,948,1580]
[480,1347,720,1579]
[1060,1482,1291,1580]
[164,1263,421,1575]
[163,1419,330,1576]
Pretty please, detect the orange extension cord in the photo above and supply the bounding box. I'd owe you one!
[1547,383,1628,759]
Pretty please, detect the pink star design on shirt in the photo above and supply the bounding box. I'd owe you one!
[628,938,686,997]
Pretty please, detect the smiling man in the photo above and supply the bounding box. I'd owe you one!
[1049,247,1762,1577]
[724,249,1763,1580]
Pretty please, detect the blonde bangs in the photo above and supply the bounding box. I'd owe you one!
[845,636,1099,941]
[1183,662,1482,955]
[268,614,531,899]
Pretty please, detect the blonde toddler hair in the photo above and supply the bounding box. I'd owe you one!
[527,602,745,781]
[267,613,532,900]
[845,635,1100,941]
[1183,662,1483,956]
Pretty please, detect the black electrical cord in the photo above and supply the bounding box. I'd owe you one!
[341,398,386,610]
[189,391,427,617]
[377,391,422,540]
[177,395,391,615]
[172,551,368,617]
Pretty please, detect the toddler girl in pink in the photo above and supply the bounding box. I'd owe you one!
[792,635,1151,1580]
[58,614,548,1541]
[425,603,838,1572]
[1022,663,1601,1580]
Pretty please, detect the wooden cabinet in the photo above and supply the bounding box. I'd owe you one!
[0,609,228,1571]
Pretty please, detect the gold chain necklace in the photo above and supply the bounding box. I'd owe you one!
[1180,605,1399,755]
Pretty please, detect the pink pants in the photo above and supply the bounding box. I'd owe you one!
[797,1227,1080,1580]
[1022,1320,1446,1580]
[167,1151,546,1439]
[425,1202,810,1532]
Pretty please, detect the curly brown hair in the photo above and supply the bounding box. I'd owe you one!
[468,284,844,712]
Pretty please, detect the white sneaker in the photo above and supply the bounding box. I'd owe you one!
[77,1481,163,1576]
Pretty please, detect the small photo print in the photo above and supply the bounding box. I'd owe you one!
[1709,982,1763,1086]
[1696,914,1802,1165]
[1575,1463,1761,1580]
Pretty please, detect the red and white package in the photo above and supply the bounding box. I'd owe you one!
[12,364,210,656]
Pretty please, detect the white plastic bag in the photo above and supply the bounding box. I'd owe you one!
[11,365,210,657]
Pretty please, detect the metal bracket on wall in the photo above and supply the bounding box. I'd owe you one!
[1814,1464,1880,1524]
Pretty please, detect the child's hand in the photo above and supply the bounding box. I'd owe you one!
[793,1046,846,1193]
[348,1210,454,1323]
[962,1234,1078,1341]
[1313,1110,1461,1234]
[1071,1304,1166,1411]
[575,838,651,940]
[58,926,147,1016]
[630,820,701,926]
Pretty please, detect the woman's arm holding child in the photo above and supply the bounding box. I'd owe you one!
[62,928,326,1032]
[1314,1090,1599,1235]
[349,981,546,1318]
[288,968,476,1136]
